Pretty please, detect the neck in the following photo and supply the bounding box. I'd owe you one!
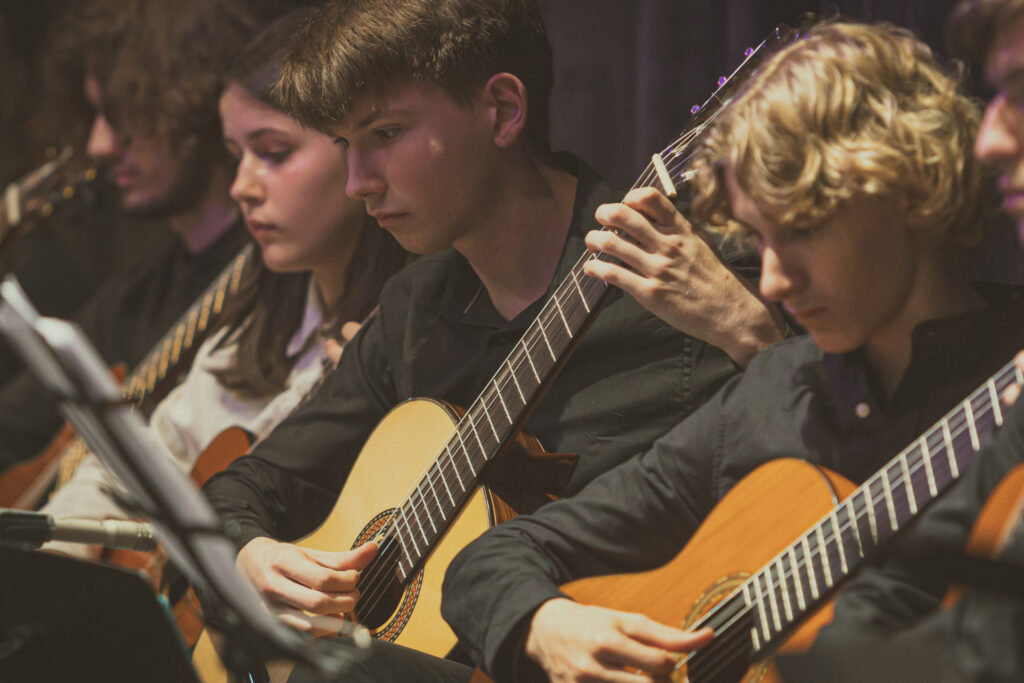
[167,166,239,254]
[311,222,366,317]
[454,150,578,321]
[864,260,983,401]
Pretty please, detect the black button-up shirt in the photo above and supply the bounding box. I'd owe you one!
[202,157,752,552]
[442,284,1024,681]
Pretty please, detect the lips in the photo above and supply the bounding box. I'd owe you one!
[369,211,407,228]
[245,218,278,239]
[111,167,138,188]
[784,303,826,324]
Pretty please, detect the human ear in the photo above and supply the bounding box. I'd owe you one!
[482,72,528,148]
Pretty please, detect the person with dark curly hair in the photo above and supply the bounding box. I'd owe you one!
[0,0,295,475]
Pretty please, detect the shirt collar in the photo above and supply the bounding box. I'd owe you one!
[286,277,328,357]
[439,153,619,331]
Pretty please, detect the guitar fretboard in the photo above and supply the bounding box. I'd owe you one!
[684,360,1023,682]
[55,243,255,489]
[378,27,793,584]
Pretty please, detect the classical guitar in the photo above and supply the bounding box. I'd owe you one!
[191,26,796,683]
[473,359,1022,683]
[0,241,256,510]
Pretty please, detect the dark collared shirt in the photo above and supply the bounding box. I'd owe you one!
[202,157,751,553]
[0,219,250,470]
[442,285,1024,682]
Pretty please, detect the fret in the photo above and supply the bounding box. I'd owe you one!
[828,511,848,575]
[899,452,917,515]
[437,466,456,507]
[843,498,864,559]
[964,399,980,451]
[569,269,591,312]
[479,398,500,442]
[788,546,806,611]
[465,413,488,457]
[453,428,478,477]
[507,359,526,403]
[158,339,171,379]
[410,493,431,544]
[752,575,771,641]
[989,379,1004,426]
[774,557,794,622]
[444,446,464,491]
[742,584,761,652]
[552,296,572,335]
[171,324,185,364]
[942,421,959,478]
[862,488,878,544]
[213,281,227,313]
[199,292,214,331]
[521,338,541,382]
[801,535,820,599]
[815,526,834,588]
[1016,364,1024,385]
[416,486,439,535]
[424,468,446,518]
[493,380,513,424]
[185,309,199,348]
[395,509,420,559]
[920,435,937,497]
[761,569,782,632]
[880,468,898,532]
[537,321,557,361]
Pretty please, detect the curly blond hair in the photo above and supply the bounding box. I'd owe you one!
[692,21,984,251]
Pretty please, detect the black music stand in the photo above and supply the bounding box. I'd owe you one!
[0,547,197,683]
[0,275,361,679]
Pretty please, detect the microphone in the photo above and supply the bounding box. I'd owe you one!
[0,508,157,552]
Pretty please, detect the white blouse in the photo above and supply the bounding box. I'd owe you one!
[42,281,335,557]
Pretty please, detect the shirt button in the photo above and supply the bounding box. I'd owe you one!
[855,402,871,419]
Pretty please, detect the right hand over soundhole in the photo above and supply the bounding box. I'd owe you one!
[236,537,378,632]
[525,598,713,682]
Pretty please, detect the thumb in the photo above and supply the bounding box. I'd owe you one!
[307,541,379,571]
[622,614,714,653]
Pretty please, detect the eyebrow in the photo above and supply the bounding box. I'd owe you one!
[244,128,288,143]
[343,105,417,135]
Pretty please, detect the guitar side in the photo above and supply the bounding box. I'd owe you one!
[193,398,515,682]
[471,458,856,683]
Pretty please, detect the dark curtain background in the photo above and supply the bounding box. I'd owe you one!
[538,0,1021,282]
[540,0,964,187]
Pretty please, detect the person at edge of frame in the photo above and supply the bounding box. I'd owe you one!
[0,0,298,473]
[773,3,1024,682]
[36,9,409,560]
[441,19,1024,683]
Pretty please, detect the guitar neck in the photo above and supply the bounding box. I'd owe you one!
[687,359,1023,672]
[386,26,795,583]
[121,242,254,410]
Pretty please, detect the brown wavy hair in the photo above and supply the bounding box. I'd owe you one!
[272,0,554,152]
[41,0,292,156]
[211,10,410,397]
[691,21,985,253]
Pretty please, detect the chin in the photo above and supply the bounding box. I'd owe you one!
[809,331,860,355]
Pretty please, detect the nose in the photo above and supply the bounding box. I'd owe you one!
[758,245,802,303]
[975,96,1021,167]
[229,155,265,207]
[345,149,385,200]
[85,114,121,162]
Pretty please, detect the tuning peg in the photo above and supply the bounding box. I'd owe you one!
[744,47,754,57]
[717,76,727,87]
[690,104,700,115]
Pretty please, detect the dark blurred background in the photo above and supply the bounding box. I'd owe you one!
[0,0,1014,374]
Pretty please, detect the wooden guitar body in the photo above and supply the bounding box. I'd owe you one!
[193,398,520,682]
[471,459,857,683]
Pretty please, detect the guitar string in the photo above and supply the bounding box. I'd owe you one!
[350,149,710,618]
[352,81,745,623]
[676,378,1012,681]
[352,135,732,624]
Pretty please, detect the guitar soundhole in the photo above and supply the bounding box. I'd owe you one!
[350,510,422,640]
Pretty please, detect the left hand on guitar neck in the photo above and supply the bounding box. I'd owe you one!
[236,536,377,632]
[583,187,784,369]
[524,597,713,682]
